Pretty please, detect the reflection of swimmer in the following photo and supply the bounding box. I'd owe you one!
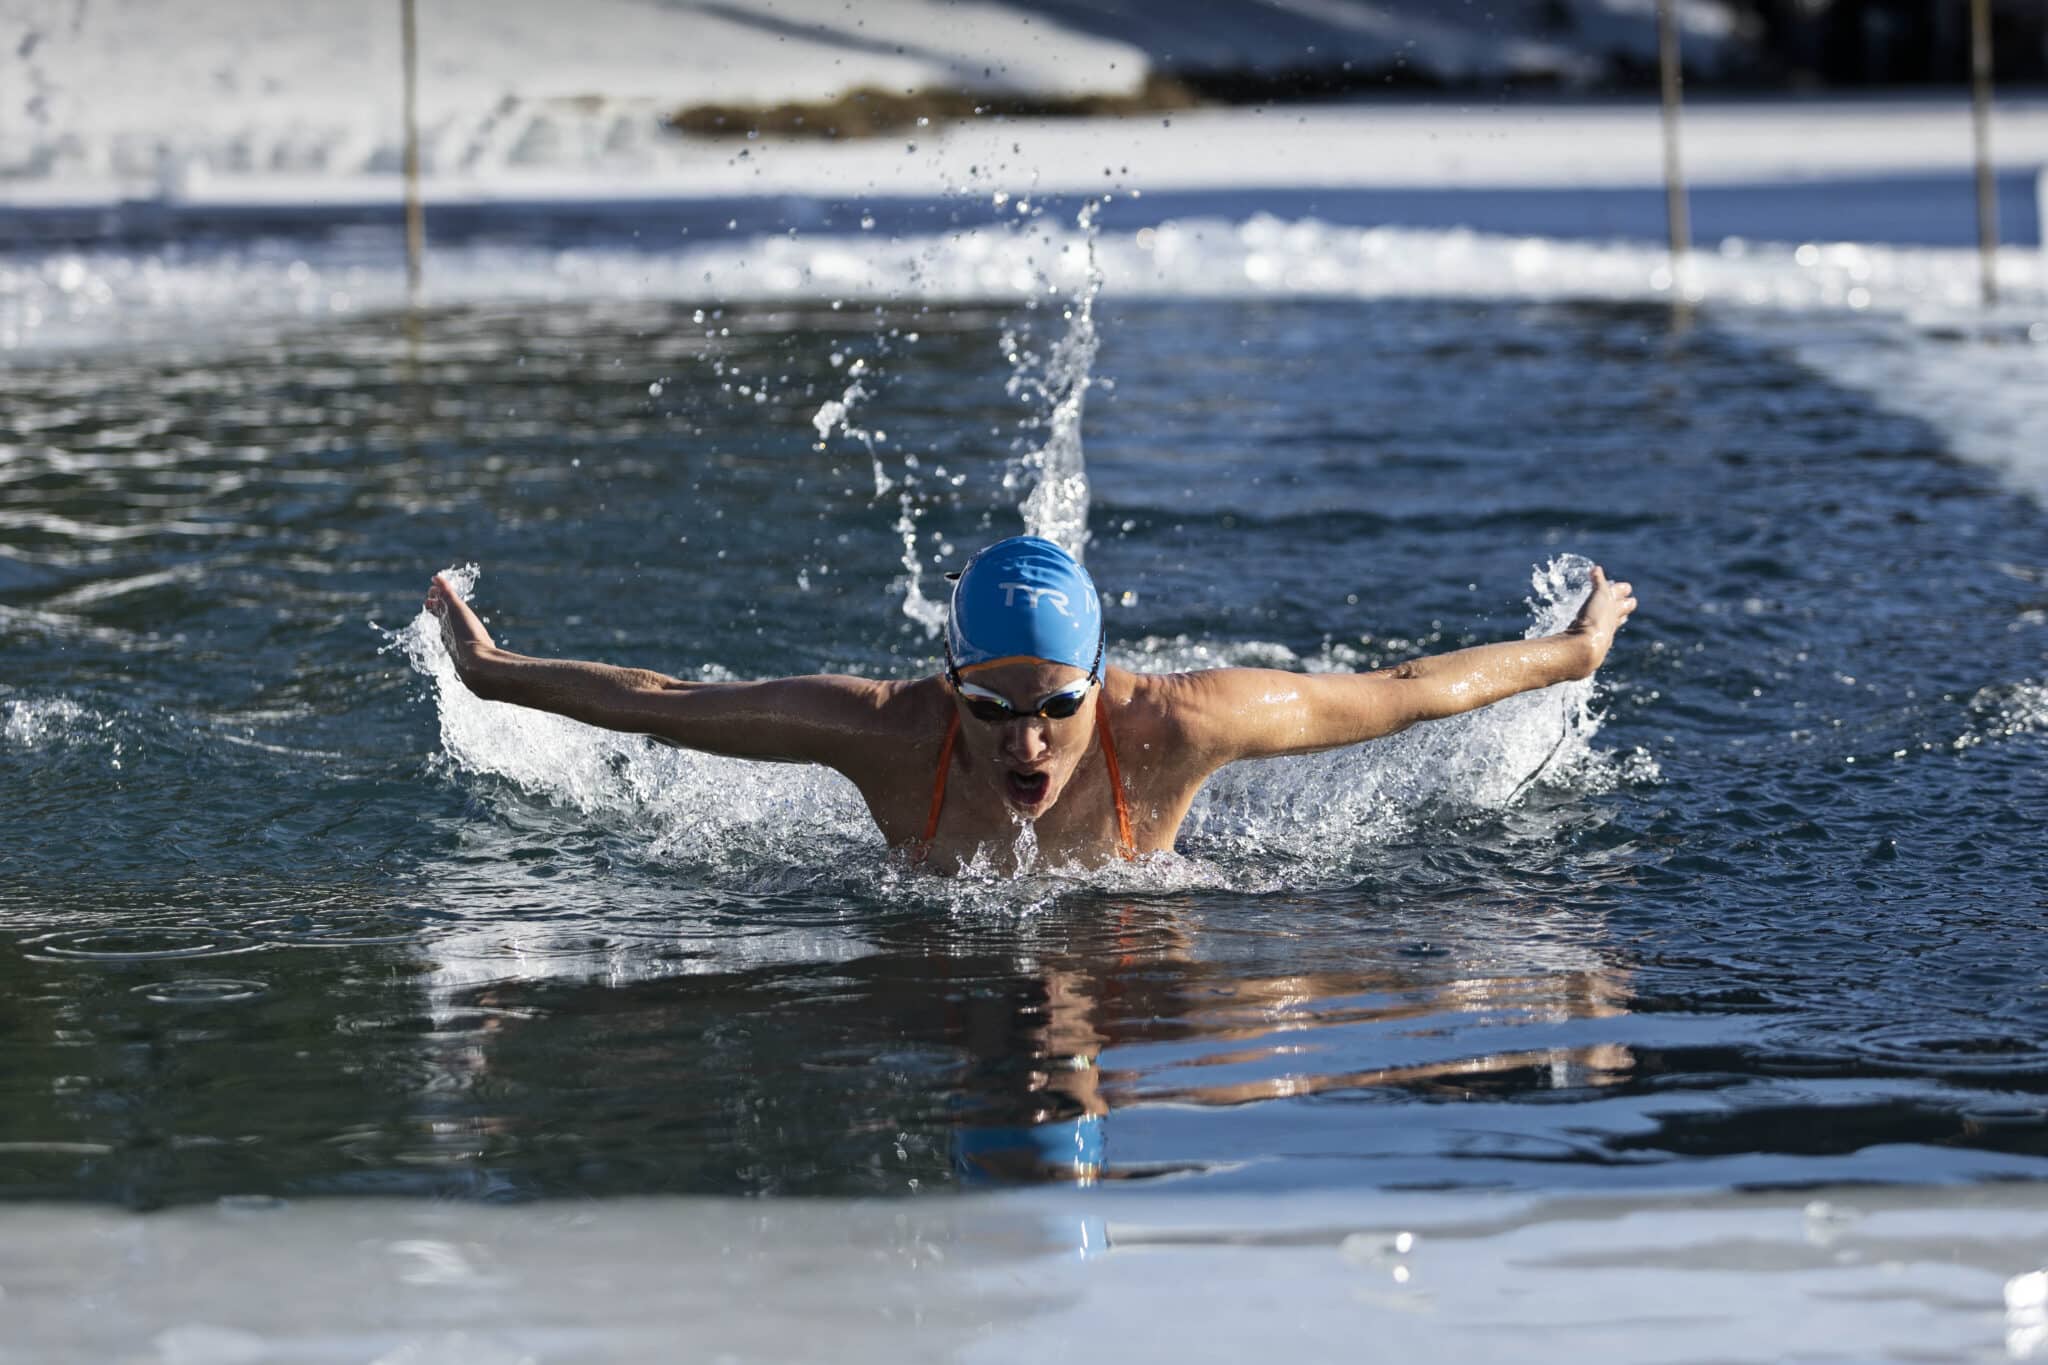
[950,966,1108,1186]
[425,536,1635,873]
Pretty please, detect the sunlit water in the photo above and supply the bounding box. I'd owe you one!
[2,226,2045,1208]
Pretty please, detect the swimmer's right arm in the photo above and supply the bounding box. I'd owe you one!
[425,574,891,766]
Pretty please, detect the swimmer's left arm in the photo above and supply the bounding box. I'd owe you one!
[1188,568,1636,763]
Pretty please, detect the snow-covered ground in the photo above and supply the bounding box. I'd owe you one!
[13,96,2048,215]
[1,0,2040,234]
[7,1183,2048,1364]
[6,0,1747,206]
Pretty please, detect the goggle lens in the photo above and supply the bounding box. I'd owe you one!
[1037,688,1089,720]
[957,680,1092,723]
[963,697,1015,724]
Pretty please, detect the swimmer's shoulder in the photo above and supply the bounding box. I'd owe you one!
[1110,666,1263,774]
[811,673,953,751]
[1105,667,1211,752]
[1111,665,1222,718]
[822,676,954,824]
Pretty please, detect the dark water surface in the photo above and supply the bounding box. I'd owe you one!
[2,295,2044,1208]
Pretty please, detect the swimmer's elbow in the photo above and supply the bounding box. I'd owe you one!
[455,648,515,703]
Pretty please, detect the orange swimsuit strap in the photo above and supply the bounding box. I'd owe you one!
[921,711,960,853]
[919,705,1136,860]
[1093,701,1137,858]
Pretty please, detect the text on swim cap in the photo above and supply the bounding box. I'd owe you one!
[998,582,1071,614]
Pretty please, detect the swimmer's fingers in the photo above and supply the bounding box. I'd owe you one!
[1600,568,1636,619]
[1565,565,1636,666]
[425,572,463,613]
[1591,566,1635,608]
[425,573,495,659]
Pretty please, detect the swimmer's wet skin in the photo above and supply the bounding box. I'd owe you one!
[426,537,1636,874]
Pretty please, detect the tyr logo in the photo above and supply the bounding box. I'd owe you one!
[998,581,1071,614]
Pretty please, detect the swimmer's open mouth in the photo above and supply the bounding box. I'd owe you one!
[1005,770,1050,806]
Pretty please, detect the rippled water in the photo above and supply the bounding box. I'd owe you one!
[2,274,2045,1208]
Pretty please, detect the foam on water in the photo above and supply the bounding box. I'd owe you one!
[1,695,100,748]
[14,217,2039,348]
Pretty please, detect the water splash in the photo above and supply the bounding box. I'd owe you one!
[393,567,884,883]
[1955,681,2048,749]
[1005,199,1105,560]
[808,196,1110,632]
[1179,555,1648,876]
[811,346,946,636]
[1,696,94,747]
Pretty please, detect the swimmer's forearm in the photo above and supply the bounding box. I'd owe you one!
[1262,635,1595,755]
[1198,631,1597,762]
[1370,633,1598,725]
[458,647,691,732]
[1291,570,1632,750]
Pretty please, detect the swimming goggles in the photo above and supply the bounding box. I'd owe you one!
[945,634,1103,723]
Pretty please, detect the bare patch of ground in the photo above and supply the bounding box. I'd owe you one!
[668,73,1205,139]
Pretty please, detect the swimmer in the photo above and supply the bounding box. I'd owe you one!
[426,536,1635,872]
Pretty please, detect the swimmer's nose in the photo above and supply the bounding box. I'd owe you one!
[1003,721,1050,763]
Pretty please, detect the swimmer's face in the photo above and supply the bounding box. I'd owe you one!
[952,658,1097,818]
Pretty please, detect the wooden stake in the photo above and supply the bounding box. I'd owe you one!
[401,0,425,304]
[1970,0,1997,306]
[1657,0,1691,282]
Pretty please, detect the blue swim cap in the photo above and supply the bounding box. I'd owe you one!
[946,536,1102,675]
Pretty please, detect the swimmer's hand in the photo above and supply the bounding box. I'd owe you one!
[1561,565,1637,675]
[425,573,497,678]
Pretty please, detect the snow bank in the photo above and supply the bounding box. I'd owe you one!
[7,1185,2048,1363]
[0,0,1749,206]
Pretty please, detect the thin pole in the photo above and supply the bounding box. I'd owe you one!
[401,0,425,303]
[1656,0,1691,277]
[1969,0,1997,307]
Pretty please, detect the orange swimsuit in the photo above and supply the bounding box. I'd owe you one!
[920,705,1137,861]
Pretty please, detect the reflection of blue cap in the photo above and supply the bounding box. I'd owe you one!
[952,1114,1105,1185]
[946,537,1103,675]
